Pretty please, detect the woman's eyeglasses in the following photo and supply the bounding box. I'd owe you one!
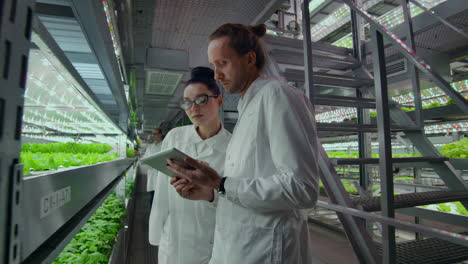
[180,94,219,110]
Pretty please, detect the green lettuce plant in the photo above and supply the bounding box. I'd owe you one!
[22,142,112,154]
[53,192,125,264]
[21,143,119,175]
[439,138,468,158]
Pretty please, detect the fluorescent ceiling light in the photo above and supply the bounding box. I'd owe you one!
[23,32,122,136]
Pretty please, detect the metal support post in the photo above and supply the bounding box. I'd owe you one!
[0,1,34,263]
[413,151,423,240]
[352,0,374,233]
[350,0,365,62]
[401,0,423,128]
[357,89,374,233]
[371,27,397,264]
[301,0,315,100]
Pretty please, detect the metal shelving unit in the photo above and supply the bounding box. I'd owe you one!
[21,158,134,263]
[1,1,137,263]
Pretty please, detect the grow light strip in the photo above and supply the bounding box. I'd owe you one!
[102,0,120,57]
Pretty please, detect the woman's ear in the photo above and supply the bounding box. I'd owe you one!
[217,96,223,107]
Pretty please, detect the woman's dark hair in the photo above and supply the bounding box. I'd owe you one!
[209,23,267,70]
[186,66,220,95]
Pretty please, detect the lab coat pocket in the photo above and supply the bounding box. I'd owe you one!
[161,214,172,245]
[228,223,277,264]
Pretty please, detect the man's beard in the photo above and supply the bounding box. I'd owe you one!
[226,68,249,95]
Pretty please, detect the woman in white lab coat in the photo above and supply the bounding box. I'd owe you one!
[148,67,231,264]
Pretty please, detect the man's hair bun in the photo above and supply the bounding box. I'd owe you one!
[247,24,266,38]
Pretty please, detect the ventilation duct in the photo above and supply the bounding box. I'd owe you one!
[386,58,407,77]
[145,69,183,96]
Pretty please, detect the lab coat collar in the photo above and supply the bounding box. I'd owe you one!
[191,124,230,152]
[237,76,270,115]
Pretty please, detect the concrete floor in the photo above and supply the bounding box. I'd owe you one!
[126,173,159,264]
[309,223,358,264]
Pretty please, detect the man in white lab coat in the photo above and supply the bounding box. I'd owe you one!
[142,128,163,201]
[168,23,320,264]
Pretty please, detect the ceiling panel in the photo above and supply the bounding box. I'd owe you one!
[151,0,273,68]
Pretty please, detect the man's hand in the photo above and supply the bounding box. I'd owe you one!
[170,177,214,201]
[167,157,222,189]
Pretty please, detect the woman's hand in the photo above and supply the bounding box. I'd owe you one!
[167,157,222,189]
[170,177,214,201]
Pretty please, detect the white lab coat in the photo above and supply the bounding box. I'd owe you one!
[210,77,320,264]
[148,125,231,264]
[142,142,162,192]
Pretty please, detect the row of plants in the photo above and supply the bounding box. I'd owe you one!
[21,143,119,175]
[52,192,126,264]
[369,100,456,118]
[421,201,468,217]
[21,152,119,175]
[327,138,468,160]
[22,143,112,154]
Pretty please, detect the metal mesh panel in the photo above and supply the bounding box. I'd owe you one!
[376,232,468,264]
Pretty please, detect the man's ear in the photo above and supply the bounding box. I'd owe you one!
[247,50,257,67]
[217,96,223,107]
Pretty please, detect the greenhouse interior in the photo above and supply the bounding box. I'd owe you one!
[0,0,467,263]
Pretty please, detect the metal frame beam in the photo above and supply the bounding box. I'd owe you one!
[0,1,35,263]
[69,0,130,131]
[35,2,74,18]
[371,26,396,264]
[302,0,315,100]
[318,146,380,263]
[401,0,423,128]
[389,108,468,194]
[398,207,468,229]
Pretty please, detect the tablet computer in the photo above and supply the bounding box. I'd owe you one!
[140,147,194,177]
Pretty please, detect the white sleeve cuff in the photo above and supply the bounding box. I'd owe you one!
[225,177,242,205]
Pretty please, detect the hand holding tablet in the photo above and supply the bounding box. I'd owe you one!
[140,148,195,177]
